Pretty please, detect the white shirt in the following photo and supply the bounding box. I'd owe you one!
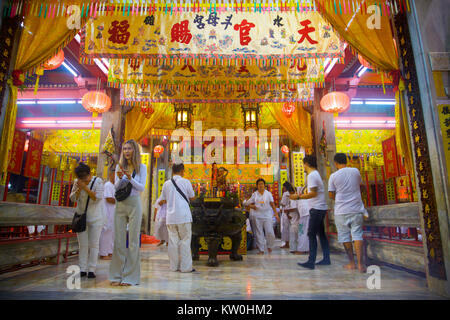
[246,190,275,219]
[160,175,195,225]
[154,195,167,221]
[296,187,310,217]
[306,170,328,211]
[328,167,366,215]
[70,177,104,225]
[280,191,291,214]
[103,181,116,230]
[114,163,147,197]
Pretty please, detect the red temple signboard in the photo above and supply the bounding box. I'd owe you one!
[23,138,43,179]
[7,130,26,175]
[382,136,399,179]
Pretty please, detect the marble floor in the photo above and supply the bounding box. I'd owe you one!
[0,241,445,300]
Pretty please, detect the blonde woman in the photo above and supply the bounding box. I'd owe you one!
[109,140,147,286]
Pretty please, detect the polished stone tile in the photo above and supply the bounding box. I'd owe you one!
[0,241,444,300]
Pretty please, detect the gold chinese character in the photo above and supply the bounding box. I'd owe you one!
[423,189,428,199]
[415,134,420,143]
[420,176,425,184]
[410,96,414,105]
[428,233,434,242]
[412,108,416,118]
[408,82,412,91]
[413,121,418,129]
[417,147,422,157]
[419,162,423,171]
[387,151,393,161]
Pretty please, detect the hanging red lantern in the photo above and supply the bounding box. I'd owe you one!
[281,145,289,155]
[43,50,65,71]
[320,92,350,114]
[153,145,164,158]
[141,104,154,119]
[358,54,372,69]
[81,91,112,114]
[282,102,296,118]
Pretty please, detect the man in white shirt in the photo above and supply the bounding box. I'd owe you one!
[160,163,196,273]
[99,168,116,259]
[328,153,367,273]
[290,155,330,270]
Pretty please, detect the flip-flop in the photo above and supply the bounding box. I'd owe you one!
[120,283,132,286]
[110,282,121,286]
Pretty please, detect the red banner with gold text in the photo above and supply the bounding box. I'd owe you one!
[23,138,43,179]
[7,130,26,175]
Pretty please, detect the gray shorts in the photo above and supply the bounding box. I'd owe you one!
[334,212,364,243]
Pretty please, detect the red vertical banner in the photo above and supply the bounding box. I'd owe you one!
[382,136,399,179]
[23,138,44,179]
[398,154,407,176]
[7,130,27,175]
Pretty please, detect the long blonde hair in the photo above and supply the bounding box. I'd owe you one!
[119,139,142,174]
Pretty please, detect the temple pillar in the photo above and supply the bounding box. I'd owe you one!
[96,88,125,179]
[312,88,337,204]
[396,1,449,297]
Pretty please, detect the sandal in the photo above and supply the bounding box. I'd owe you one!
[120,282,132,286]
[110,281,121,286]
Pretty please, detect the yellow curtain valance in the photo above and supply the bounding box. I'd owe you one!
[317,0,399,72]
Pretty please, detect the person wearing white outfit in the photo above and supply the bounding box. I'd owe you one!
[154,195,169,246]
[328,153,367,273]
[244,179,280,255]
[295,186,310,254]
[279,186,291,249]
[282,182,303,254]
[160,163,196,272]
[109,140,147,286]
[99,169,116,260]
[70,163,104,279]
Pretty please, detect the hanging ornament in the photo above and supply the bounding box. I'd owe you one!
[357,54,373,70]
[48,153,60,169]
[81,91,112,115]
[281,145,289,155]
[11,69,25,86]
[43,50,65,71]
[320,92,350,114]
[282,102,296,118]
[153,145,164,158]
[141,104,154,119]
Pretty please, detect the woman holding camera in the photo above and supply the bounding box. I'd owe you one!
[109,140,147,286]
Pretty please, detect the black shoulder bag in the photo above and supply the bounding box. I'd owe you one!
[115,171,136,202]
[171,178,190,205]
[71,177,97,233]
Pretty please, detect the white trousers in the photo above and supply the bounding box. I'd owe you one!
[167,222,193,272]
[253,217,275,252]
[109,195,142,285]
[155,219,169,242]
[288,213,301,251]
[281,212,290,242]
[99,227,114,256]
[297,215,310,252]
[77,223,103,272]
[249,214,258,249]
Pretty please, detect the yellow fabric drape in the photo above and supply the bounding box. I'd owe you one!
[395,81,414,176]
[16,1,83,72]
[318,0,398,72]
[0,80,18,179]
[0,2,85,178]
[263,103,312,148]
[125,103,174,142]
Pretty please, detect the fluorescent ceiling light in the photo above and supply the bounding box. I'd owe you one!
[334,120,351,124]
[56,120,92,123]
[62,61,78,77]
[94,58,109,75]
[22,120,56,124]
[350,100,363,105]
[387,120,397,124]
[101,58,110,69]
[37,100,77,104]
[325,58,338,74]
[357,66,368,77]
[365,101,396,105]
[351,120,387,124]
[17,100,36,105]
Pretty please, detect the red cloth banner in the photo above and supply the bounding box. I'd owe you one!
[382,136,400,179]
[7,130,26,175]
[23,138,44,179]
